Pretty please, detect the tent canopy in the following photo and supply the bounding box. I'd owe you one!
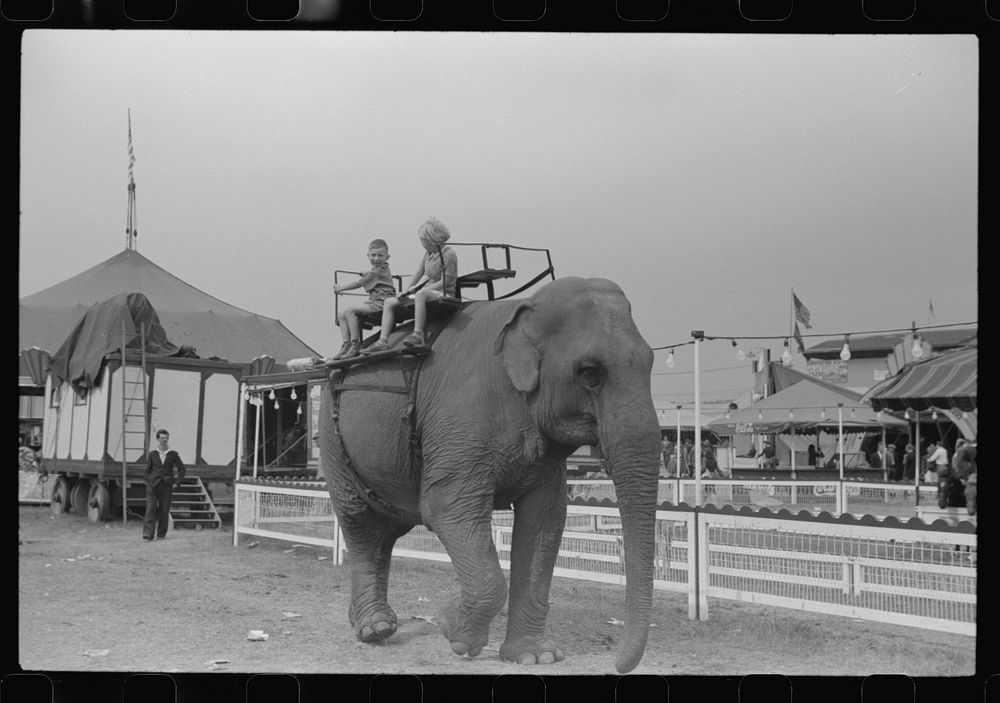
[710,372,904,436]
[19,248,318,371]
[864,346,976,413]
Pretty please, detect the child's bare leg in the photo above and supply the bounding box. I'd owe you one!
[412,293,428,334]
[379,299,399,340]
[345,309,362,342]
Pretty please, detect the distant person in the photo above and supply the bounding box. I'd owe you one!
[952,439,977,480]
[759,442,778,469]
[807,443,823,467]
[927,440,949,481]
[902,444,916,481]
[332,238,396,360]
[681,439,695,477]
[701,439,720,474]
[659,438,674,478]
[143,429,186,541]
[880,441,896,480]
[363,218,458,353]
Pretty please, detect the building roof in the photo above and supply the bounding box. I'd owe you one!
[19,248,318,372]
[802,327,977,360]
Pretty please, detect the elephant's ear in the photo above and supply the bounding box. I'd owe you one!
[495,301,539,393]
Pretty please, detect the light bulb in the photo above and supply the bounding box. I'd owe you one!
[911,334,924,359]
[274,400,280,410]
[851,408,856,419]
[757,410,763,421]
[839,336,851,361]
[904,409,911,420]
[932,409,938,421]
[290,389,297,400]
[269,389,275,400]
[781,340,792,365]
[789,410,794,420]
[242,391,249,401]
[297,405,302,415]
[665,350,675,368]
[820,408,827,420]
[732,339,746,361]
[725,411,731,420]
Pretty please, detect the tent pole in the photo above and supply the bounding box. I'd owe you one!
[676,405,682,503]
[837,403,844,514]
[235,383,246,485]
[253,395,261,479]
[914,415,921,507]
[881,425,887,483]
[790,424,796,479]
[693,331,703,507]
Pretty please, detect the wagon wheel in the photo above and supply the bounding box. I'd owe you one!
[87,480,112,522]
[50,476,71,515]
[69,478,91,516]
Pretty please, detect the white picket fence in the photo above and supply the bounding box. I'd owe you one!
[233,479,976,636]
[568,479,933,521]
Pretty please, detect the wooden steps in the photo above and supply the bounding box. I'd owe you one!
[169,477,222,530]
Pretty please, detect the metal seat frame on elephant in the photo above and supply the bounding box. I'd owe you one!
[323,242,556,523]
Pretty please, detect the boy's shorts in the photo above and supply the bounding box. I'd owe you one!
[361,298,387,312]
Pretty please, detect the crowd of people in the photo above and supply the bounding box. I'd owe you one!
[659,437,731,479]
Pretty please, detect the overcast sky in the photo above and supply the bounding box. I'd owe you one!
[18,31,978,404]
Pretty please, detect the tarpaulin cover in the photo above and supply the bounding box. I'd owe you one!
[19,248,318,370]
[50,292,186,392]
[864,346,977,413]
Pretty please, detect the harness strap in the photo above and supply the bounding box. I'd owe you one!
[327,330,441,525]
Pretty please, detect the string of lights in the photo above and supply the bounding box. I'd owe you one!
[652,320,976,367]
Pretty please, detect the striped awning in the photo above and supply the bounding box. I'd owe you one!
[865,346,977,413]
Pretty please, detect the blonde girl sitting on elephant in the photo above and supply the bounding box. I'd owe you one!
[363,218,458,353]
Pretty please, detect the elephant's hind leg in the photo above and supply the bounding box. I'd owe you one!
[340,511,412,643]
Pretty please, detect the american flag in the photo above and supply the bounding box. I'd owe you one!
[794,323,806,354]
[792,291,812,329]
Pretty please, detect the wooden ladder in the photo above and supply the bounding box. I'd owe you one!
[169,477,223,530]
[120,321,149,522]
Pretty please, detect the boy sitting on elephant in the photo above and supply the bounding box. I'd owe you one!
[332,238,396,360]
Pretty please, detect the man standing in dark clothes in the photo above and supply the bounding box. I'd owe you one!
[143,429,186,541]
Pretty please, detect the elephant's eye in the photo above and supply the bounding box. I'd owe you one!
[577,365,603,388]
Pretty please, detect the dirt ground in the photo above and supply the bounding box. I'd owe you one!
[16,505,976,678]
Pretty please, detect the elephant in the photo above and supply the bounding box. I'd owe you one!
[318,276,661,673]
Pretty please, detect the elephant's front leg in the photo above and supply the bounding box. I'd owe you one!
[422,481,507,658]
[500,467,568,665]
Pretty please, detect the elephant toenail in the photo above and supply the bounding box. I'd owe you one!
[517,653,536,665]
[451,642,470,656]
[538,652,555,664]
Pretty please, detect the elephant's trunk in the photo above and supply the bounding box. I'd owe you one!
[598,406,661,674]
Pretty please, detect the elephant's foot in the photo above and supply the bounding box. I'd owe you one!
[348,600,398,643]
[437,594,490,658]
[499,635,566,666]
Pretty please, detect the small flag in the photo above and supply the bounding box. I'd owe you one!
[794,323,806,354]
[792,291,812,329]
